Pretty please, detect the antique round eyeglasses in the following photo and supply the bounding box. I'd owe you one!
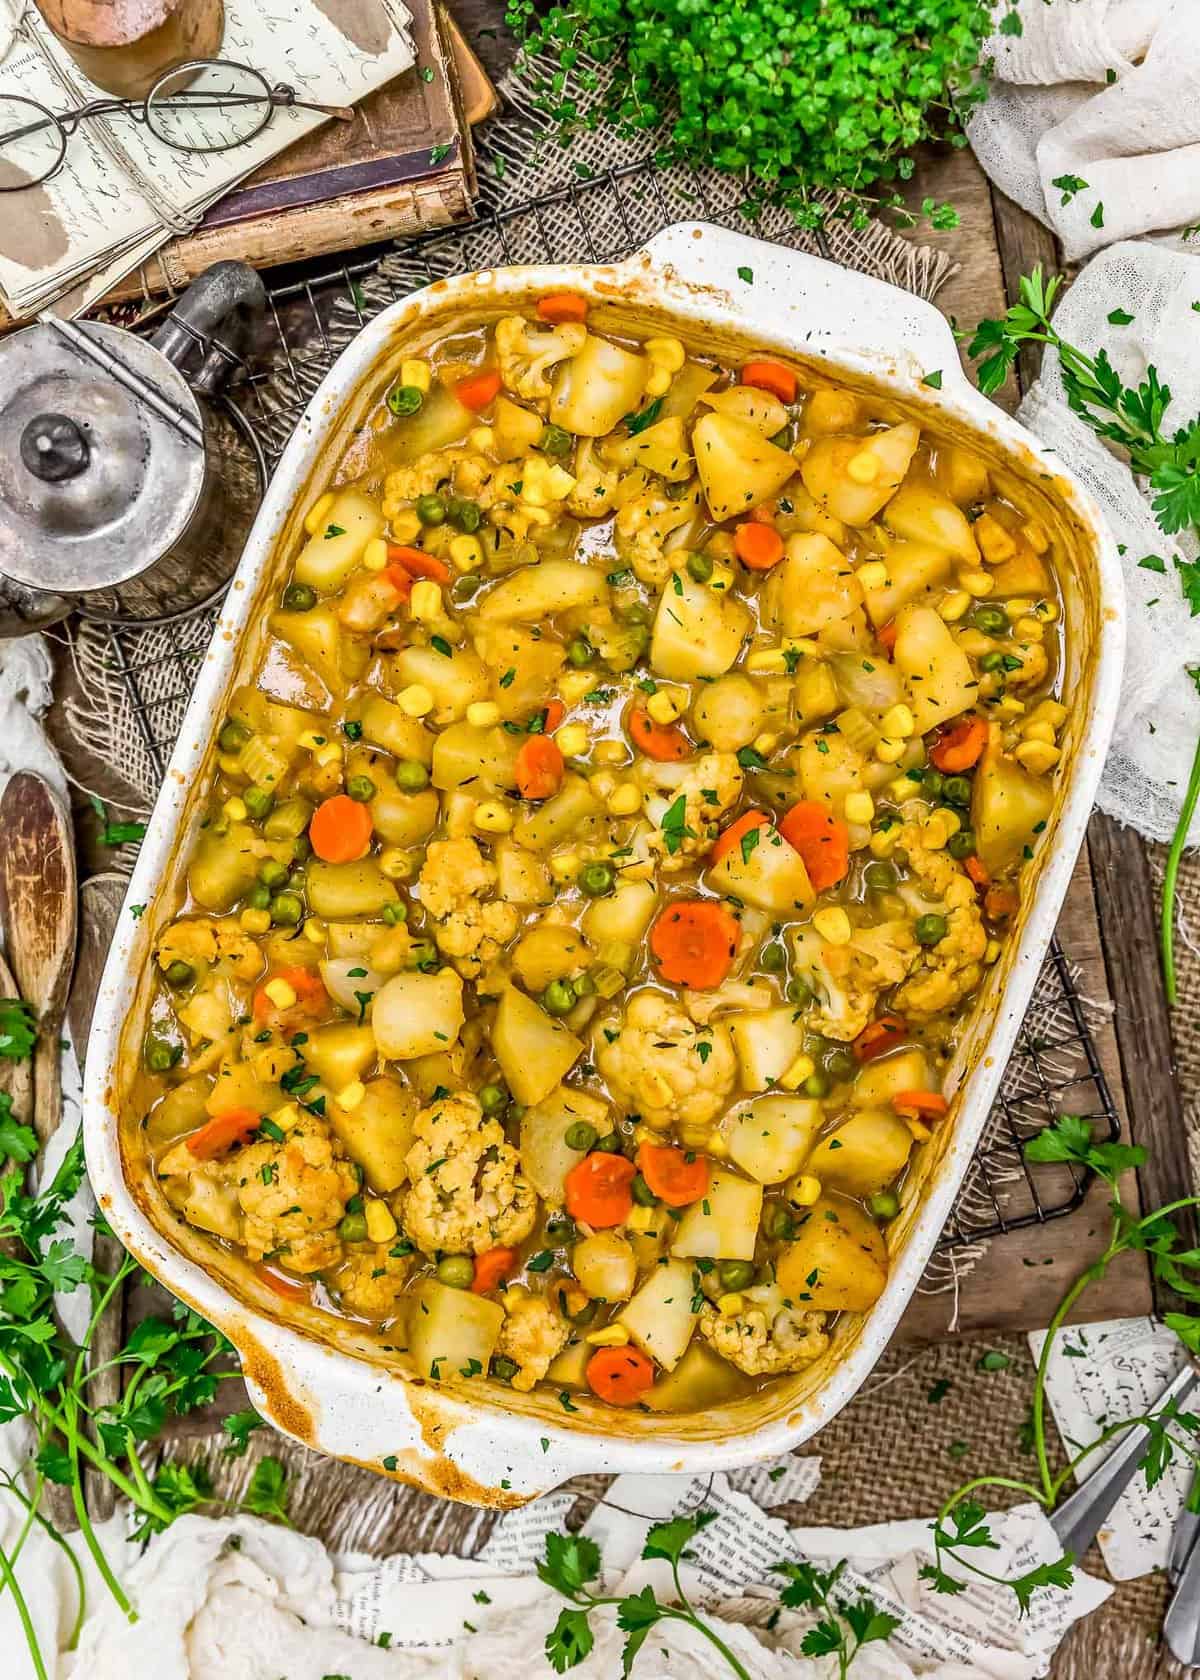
[0,58,354,192]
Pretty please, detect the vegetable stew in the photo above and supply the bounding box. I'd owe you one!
[136,301,1068,1414]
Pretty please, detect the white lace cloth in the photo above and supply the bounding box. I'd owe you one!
[968,0,1200,260]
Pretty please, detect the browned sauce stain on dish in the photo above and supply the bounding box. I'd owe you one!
[236,1327,317,1444]
[312,0,391,53]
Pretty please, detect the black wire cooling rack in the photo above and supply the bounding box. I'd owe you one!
[104,163,1119,1252]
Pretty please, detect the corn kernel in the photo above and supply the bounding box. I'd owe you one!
[555,723,589,758]
[956,628,994,659]
[717,1294,745,1318]
[788,1174,823,1207]
[778,1053,817,1091]
[364,1199,398,1243]
[960,569,995,597]
[1035,599,1060,623]
[645,335,686,373]
[270,1103,303,1133]
[465,701,500,729]
[217,752,242,774]
[745,648,788,674]
[975,513,1017,563]
[400,358,431,393]
[1014,616,1045,642]
[560,670,597,705]
[938,590,971,623]
[847,450,879,484]
[304,919,326,945]
[921,812,954,850]
[905,1116,933,1142]
[549,850,581,882]
[705,1132,730,1160]
[362,536,389,572]
[753,732,780,756]
[468,424,494,453]
[398,684,434,717]
[589,770,617,801]
[984,938,1003,965]
[410,580,442,621]
[994,696,1027,718]
[646,689,683,725]
[813,906,853,945]
[449,534,484,573]
[1015,740,1061,773]
[474,799,514,835]
[874,736,905,764]
[1029,698,1068,729]
[1023,519,1049,554]
[298,729,328,751]
[240,907,272,934]
[1021,719,1057,745]
[710,562,737,594]
[585,1323,632,1347]
[222,795,248,822]
[869,826,898,859]
[593,739,629,766]
[316,742,343,767]
[303,491,335,537]
[843,790,875,825]
[879,703,916,739]
[379,846,416,879]
[263,977,298,1010]
[855,560,890,593]
[390,509,422,545]
[643,367,671,398]
[608,782,643,817]
[626,1204,660,1233]
[337,1080,366,1112]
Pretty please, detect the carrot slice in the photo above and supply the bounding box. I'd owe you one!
[711,809,771,864]
[964,856,991,889]
[853,1012,908,1063]
[536,292,588,324]
[877,620,899,655]
[309,793,373,863]
[542,699,566,734]
[741,359,797,403]
[387,545,451,585]
[733,521,784,571]
[586,1344,656,1406]
[893,1090,950,1120]
[628,705,690,762]
[929,715,987,772]
[649,899,740,989]
[188,1107,261,1161]
[515,734,565,800]
[257,1262,310,1300]
[471,1246,520,1294]
[984,884,1020,921]
[455,368,502,412]
[252,965,327,1024]
[564,1153,637,1228]
[778,800,850,891]
[637,1144,710,1209]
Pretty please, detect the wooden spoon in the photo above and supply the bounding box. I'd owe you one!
[0,772,78,1151]
[0,947,33,1154]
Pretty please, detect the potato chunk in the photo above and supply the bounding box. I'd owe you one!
[650,569,752,681]
[670,1168,763,1261]
[328,1075,417,1193]
[372,969,465,1060]
[492,986,583,1105]
[971,726,1055,874]
[805,1109,914,1199]
[692,412,797,522]
[408,1279,503,1382]
[705,823,815,916]
[799,423,919,526]
[726,1096,823,1185]
[762,534,863,638]
[293,490,383,593]
[620,1257,699,1372]
[477,560,609,623]
[520,1086,609,1204]
[892,605,978,735]
[776,1195,888,1313]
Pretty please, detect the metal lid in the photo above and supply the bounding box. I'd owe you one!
[0,321,206,596]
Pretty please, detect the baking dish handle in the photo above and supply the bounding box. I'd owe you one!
[634,220,965,389]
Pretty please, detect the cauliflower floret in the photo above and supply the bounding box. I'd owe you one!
[637,751,743,873]
[594,989,737,1137]
[495,1286,570,1392]
[614,481,702,587]
[417,837,520,981]
[402,1092,538,1256]
[566,439,621,518]
[494,316,587,402]
[328,1241,412,1320]
[791,920,919,1043]
[891,824,987,1023]
[155,918,261,984]
[699,1284,830,1375]
[1000,638,1049,692]
[383,447,491,506]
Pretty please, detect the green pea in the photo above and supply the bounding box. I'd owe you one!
[395,759,430,791]
[217,718,250,753]
[574,971,596,998]
[686,551,714,584]
[786,978,814,1007]
[245,884,272,910]
[980,650,1006,673]
[408,940,438,969]
[258,859,289,889]
[565,1121,598,1152]
[915,912,949,946]
[542,979,577,1016]
[416,493,446,527]
[346,775,376,803]
[825,1048,856,1081]
[491,1355,519,1382]
[972,605,1008,635]
[162,959,195,989]
[381,901,407,925]
[802,1071,831,1099]
[270,892,304,927]
[593,1132,622,1154]
[868,1190,901,1221]
[337,1211,369,1243]
[453,573,482,601]
[631,1174,659,1207]
[567,636,593,668]
[578,859,615,897]
[446,497,482,533]
[920,768,945,798]
[479,1083,509,1115]
[718,1259,756,1291]
[387,383,424,417]
[948,828,977,860]
[763,1203,796,1241]
[863,860,897,890]
[144,1036,180,1073]
[437,1254,475,1289]
[539,423,572,457]
[943,775,972,807]
[760,942,786,974]
[281,582,317,612]
[243,785,274,821]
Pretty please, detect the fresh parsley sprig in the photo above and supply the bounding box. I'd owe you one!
[969,268,1200,1000]
[773,1559,901,1679]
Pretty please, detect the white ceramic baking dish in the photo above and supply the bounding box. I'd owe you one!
[84,221,1125,1506]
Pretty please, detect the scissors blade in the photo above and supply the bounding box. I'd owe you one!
[1169,1468,1200,1587]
